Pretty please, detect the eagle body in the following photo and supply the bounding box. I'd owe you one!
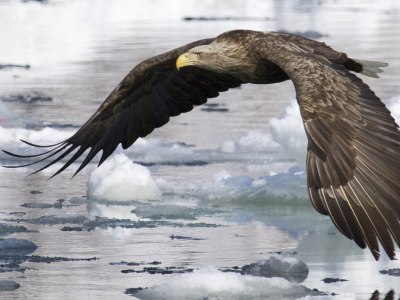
[4,30,400,261]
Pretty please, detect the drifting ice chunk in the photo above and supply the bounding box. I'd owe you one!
[134,266,320,300]
[242,254,309,283]
[221,130,281,154]
[87,153,161,201]
[269,99,307,169]
[235,130,281,152]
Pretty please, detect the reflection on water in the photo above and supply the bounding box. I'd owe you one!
[1,0,400,299]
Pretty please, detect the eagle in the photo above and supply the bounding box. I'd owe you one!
[4,30,400,261]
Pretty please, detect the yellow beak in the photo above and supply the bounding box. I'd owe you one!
[176,53,192,70]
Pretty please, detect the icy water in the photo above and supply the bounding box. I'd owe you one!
[1,0,400,299]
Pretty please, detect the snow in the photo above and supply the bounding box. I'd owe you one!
[134,266,317,300]
[86,153,161,201]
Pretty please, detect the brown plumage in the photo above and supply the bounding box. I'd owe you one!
[4,30,400,260]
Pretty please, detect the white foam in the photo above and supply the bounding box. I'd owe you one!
[269,99,307,169]
[134,266,315,300]
[86,153,161,201]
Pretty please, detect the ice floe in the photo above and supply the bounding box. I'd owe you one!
[133,265,322,300]
[86,153,161,201]
[0,280,20,292]
[269,99,307,169]
[0,238,37,256]
[156,166,308,201]
[242,254,309,283]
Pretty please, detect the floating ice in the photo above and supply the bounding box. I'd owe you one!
[0,126,76,159]
[0,238,37,256]
[213,170,231,182]
[87,202,138,220]
[221,130,281,154]
[134,266,321,300]
[86,153,161,201]
[0,99,13,120]
[386,95,400,124]
[242,254,309,283]
[269,96,400,170]
[156,166,308,201]
[269,99,307,169]
[0,98,41,129]
[0,280,20,292]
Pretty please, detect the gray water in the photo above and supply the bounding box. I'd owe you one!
[1,0,400,299]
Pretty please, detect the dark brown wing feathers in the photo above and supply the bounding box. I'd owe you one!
[260,32,400,260]
[3,38,242,179]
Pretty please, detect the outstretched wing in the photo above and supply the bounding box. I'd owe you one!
[260,32,400,260]
[3,38,242,178]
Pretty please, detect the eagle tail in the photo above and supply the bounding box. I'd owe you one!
[352,58,388,78]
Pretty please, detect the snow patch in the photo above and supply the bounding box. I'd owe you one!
[86,153,161,201]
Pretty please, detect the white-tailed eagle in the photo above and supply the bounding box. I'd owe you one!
[4,30,400,260]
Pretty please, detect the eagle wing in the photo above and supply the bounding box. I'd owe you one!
[3,38,242,177]
[259,32,400,260]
